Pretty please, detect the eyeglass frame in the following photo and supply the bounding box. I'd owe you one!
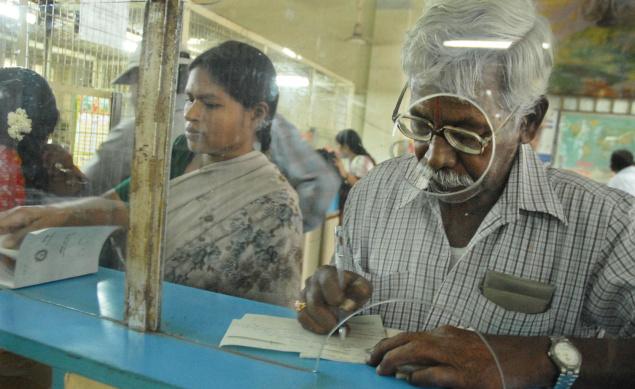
[391,83,516,155]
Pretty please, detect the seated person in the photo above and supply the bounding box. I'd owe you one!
[0,41,303,308]
[0,68,59,211]
[82,50,192,196]
[297,1,634,388]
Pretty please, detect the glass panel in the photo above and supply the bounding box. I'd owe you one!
[554,111,635,183]
[0,0,149,323]
[2,0,634,386]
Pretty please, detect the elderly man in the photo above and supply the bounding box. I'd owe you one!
[298,1,634,388]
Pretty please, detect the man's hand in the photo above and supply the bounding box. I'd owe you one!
[367,325,557,389]
[297,265,372,334]
[0,206,70,249]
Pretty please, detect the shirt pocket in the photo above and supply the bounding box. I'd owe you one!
[467,291,555,336]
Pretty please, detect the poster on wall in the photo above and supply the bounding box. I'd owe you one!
[538,0,635,98]
[73,96,111,168]
[554,111,635,183]
[533,106,560,164]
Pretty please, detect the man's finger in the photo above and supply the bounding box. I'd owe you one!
[304,279,338,332]
[376,342,440,376]
[343,276,372,309]
[298,310,331,335]
[409,366,458,388]
[316,266,346,307]
[366,333,414,366]
[319,268,372,311]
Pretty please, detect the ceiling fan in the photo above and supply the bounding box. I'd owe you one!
[344,0,371,45]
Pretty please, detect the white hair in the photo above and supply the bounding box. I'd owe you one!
[402,0,554,127]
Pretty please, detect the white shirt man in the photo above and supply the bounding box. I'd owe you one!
[608,165,635,197]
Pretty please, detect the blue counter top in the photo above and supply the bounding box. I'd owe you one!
[0,268,411,388]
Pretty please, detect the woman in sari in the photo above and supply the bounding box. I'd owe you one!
[0,41,303,307]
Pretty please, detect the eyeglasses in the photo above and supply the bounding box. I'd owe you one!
[391,84,514,155]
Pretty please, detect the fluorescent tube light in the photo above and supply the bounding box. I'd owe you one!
[443,40,512,49]
[276,75,309,88]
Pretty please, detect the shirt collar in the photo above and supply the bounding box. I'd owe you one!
[500,144,567,224]
[398,155,428,209]
[397,145,568,225]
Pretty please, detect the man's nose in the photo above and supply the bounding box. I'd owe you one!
[425,135,457,170]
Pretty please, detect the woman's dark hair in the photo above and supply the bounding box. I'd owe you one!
[0,67,59,191]
[189,40,279,152]
[610,149,634,172]
[335,128,375,165]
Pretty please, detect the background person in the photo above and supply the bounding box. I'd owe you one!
[333,128,375,187]
[266,114,340,232]
[332,128,375,217]
[0,41,303,308]
[0,67,60,211]
[82,50,191,196]
[607,149,635,196]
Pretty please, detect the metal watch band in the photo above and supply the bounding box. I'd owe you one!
[553,372,579,389]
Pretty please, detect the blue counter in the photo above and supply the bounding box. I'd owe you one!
[0,268,411,388]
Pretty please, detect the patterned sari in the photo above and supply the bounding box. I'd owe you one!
[163,151,303,307]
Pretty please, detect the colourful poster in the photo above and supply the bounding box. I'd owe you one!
[538,0,635,98]
[555,111,635,182]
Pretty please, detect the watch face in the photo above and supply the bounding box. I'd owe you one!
[555,342,581,366]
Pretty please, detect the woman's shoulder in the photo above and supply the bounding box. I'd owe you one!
[352,154,372,163]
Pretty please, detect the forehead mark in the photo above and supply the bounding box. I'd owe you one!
[434,97,441,128]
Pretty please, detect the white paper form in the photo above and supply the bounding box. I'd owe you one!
[220,313,387,364]
[0,226,120,289]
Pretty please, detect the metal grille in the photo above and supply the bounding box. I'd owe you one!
[0,0,146,168]
[2,0,354,166]
[186,5,354,139]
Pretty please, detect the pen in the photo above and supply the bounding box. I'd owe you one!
[334,226,348,341]
[337,319,348,341]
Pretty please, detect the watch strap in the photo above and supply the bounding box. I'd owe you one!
[549,337,581,389]
[553,371,579,389]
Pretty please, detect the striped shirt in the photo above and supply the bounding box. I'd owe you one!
[339,145,635,337]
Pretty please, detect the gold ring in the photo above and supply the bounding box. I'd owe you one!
[294,300,307,312]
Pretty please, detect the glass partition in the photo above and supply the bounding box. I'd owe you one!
[0,0,148,323]
[2,0,634,386]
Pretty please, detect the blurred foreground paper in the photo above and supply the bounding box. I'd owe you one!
[0,226,120,289]
[220,313,386,363]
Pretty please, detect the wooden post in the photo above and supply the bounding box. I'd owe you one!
[125,0,183,332]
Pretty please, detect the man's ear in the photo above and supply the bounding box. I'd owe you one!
[519,96,549,144]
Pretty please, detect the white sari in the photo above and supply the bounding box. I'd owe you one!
[163,151,303,307]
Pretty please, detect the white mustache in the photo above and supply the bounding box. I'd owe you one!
[418,163,475,191]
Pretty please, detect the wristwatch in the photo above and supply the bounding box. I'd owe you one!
[547,337,582,389]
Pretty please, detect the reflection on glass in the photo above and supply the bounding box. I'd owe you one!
[0,1,142,324]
